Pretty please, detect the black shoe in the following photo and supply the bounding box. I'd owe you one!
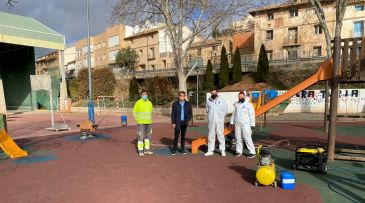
[246,154,256,159]
[171,148,177,156]
[181,150,187,155]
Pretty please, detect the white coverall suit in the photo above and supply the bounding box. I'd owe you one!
[230,100,256,155]
[206,96,228,152]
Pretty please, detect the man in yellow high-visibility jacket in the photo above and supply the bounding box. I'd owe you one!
[133,90,153,157]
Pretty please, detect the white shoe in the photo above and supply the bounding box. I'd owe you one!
[221,150,226,157]
[204,151,214,156]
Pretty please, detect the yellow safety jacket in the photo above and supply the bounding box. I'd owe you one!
[133,98,153,124]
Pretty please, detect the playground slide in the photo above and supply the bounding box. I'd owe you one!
[0,129,28,158]
[255,59,333,117]
[191,59,333,154]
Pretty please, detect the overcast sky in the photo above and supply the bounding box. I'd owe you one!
[0,0,115,46]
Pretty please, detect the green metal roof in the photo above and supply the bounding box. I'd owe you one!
[0,12,64,50]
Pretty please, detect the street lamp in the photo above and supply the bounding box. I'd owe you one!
[86,0,95,124]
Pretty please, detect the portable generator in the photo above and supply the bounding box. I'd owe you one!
[293,145,327,174]
[255,145,277,187]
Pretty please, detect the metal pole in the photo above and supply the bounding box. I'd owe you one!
[86,0,95,124]
[49,82,55,128]
[87,0,92,102]
[196,69,199,108]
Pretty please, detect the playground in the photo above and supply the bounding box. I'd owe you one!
[0,112,364,203]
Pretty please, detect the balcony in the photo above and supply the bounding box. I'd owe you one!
[283,36,300,47]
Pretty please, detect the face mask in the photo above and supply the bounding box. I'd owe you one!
[239,98,245,103]
[211,94,218,99]
[142,95,148,100]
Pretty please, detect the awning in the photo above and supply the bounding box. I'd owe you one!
[0,12,64,50]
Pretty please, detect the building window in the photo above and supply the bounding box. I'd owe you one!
[102,55,106,60]
[266,50,273,60]
[266,30,273,40]
[98,43,101,49]
[108,35,119,47]
[314,25,322,34]
[267,13,274,20]
[288,49,298,60]
[353,21,364,37]
[82,46,88,55]
[355,5,364,11]
[289,9,298,17]
[313,46,322,57]
[197,48,202,56]
[148,47,155,60]
[102,41,106,47]
[108,50,119,62]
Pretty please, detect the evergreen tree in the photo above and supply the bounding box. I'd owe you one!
[129,77,139,101]
[232,48,242,83]
[219,46,229,88]
[256,44,269,82]
[204,59,214,90]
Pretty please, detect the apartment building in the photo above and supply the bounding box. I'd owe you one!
[75,25,128,70]
[35,50,59,75]
[124,26,174,71]
[36,45,76,77]
[250,0,365,60]
[188,36,233,67]
[124,24,200,73]
[64,45,76,78]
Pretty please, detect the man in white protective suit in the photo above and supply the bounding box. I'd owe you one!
[205,88,228,157]
[230,91,256,158]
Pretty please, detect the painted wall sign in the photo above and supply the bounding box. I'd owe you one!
[284,89,365,114]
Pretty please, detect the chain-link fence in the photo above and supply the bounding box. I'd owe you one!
[188,91,207,108]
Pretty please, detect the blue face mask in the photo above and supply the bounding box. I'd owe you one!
[142,95,148,100]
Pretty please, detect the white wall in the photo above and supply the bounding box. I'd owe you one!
[284,89,365,114]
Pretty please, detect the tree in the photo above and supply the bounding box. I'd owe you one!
[93,68,116,97]
[142,76,175,105]
[232,48,242,83]
[112,0,255,92]
[115,46,139,71]
[309,0,349,160]
[4,0,17,8]
[129,77,140,101]
[256,44,269,82]
[77,68,89,98]
[204,59,214,90]
[219,46,229,88]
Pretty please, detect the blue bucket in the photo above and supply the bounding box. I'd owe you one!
[280,171,295,190]
[121,115,128,126]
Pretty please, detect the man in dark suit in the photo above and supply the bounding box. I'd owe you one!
[171,91,192,155]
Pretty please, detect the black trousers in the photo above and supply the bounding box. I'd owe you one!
[173,123,188,150]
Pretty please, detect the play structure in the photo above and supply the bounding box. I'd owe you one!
[77,120,98,139]
[30,75,70,132]
[191,59,333,154]
[0,129,28,158]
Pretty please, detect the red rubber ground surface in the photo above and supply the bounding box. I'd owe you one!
[1,113,363,202]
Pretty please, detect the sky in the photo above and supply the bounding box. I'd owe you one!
[0,0,115,46]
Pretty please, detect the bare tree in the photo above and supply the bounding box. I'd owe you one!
[3,0,17,8]
[309,0,348,160]
[112,0,262,92]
